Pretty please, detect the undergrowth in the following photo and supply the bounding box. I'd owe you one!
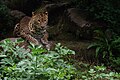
[88,29,120,72]
[0,38,120,80]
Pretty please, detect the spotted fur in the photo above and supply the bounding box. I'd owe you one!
[13,11,49,46]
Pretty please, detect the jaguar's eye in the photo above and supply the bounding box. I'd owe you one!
[44,20,46,21]
[38,20,40,22]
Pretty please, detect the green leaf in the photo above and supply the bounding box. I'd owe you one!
[29,42,35,48]
[87,43,99,49]
[32,48,46,55]
[88,69,96,74]
[0,55,7,58]
[94,36,105,42]
[109,51,113,57]
[102,51,107,58]
[15,38,24,43]
[95,47,101,57]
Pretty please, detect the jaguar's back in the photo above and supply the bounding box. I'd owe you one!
[13,16,31,36]
[14,11,48,36]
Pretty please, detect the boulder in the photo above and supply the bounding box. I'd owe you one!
[10,10,26,23]
[43,2,71,25]
[66,8,96,39]
[43,4,97,40]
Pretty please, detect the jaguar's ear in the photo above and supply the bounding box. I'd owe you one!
[32,12,35,16]
[44,11,48,15]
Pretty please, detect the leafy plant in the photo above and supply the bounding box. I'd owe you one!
[0,39,76,80]
[0,38,120,79]
[109,57,120,72]
[88,29,120,72]
[0,38,31,64]
[77,65,120,80]
[72,0,120,34]
[88,29,120,59]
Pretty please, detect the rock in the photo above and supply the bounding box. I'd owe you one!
[44,2,70,11]
[40,4,97,40]
[44,4,96,40]
[39,3,73,39]
[10,10,26,22]
[42,2,71,25]
[0,37,21,42]
[66,8,96,39]
[67,8,91,28]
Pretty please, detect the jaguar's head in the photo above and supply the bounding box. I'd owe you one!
[30,11,48,30]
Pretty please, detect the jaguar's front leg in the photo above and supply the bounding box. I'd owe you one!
[20,32,39,45]
[41,30,49,45]
[40,31,52,50]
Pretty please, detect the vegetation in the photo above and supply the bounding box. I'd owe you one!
[88,29,120,59]
[0,0,120,79]
[72,0,120,34]
[71,0,120,73]
[88,29,120,71]
[76,64,120,80]
[0,39,76,79]
[0,39,120,79]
